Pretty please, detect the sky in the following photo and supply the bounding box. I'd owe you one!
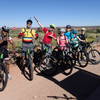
[0,0,100,27]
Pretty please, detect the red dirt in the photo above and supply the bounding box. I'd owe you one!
[0,47,100,100]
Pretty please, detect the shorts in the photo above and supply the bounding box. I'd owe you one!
[42,43,52,55]
[22,43,34,57]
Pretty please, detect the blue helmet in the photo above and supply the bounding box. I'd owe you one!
[66,25,72,29]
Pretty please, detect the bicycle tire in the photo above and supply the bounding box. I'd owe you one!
[88,49,100,64]
[0,63,8,91]
[78,50,88,67]
[36,56,57,76]
[23,56,33,81]
[62,55,73,75]
[67,51,76,66]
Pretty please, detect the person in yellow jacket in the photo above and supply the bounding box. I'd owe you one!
[18,19,36,58]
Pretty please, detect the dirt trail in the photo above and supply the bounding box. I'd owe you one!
[0,47,100,100]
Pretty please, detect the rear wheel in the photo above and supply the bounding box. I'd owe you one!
[88,49,100,64]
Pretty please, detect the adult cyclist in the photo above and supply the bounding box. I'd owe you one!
[34,17,57,56]
[0,26,15,79]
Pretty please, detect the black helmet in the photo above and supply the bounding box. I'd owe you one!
[2,26,9,32]
[26,19,33,24]
[66,25,71,29]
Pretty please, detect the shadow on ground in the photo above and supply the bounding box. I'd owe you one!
[40,67,100,100]
[15,56,32,81]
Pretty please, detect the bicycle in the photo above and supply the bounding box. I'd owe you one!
[77,44,89,67]
[52,46,73,75]
[67,43,78,66]
[67,43,89,68]
[34,44,57,76]
[0,49,8,91]
[21,48,34,81]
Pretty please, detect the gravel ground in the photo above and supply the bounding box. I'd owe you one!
[0,47,100,100]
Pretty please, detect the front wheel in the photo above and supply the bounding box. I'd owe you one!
[67,51,76,66]
[23,57,33,81]
[0,64,8,91]
[62,56,73,75]
[88,49,100,64]
[36,56,57,76]
[78,51,88,68]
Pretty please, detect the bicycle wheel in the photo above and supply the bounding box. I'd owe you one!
[37,56,57,76]
[78,50,88,67]
[23,57,33,81]
[62,55,73,75]
[88,49,100,64]
[10,56,17,64]
[0,63,8,91]
[67,51,76,66]
[28,57,33,80]
[34,64,42,74]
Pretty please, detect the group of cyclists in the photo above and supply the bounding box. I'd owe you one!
[0,17,87,80]
[0,17,100,91]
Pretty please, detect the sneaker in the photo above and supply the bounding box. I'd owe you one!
[8,73,12,80]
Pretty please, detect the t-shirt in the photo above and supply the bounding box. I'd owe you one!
[64,30,78,41]
[78,34,86,46]
[64,31,75,40]
[20,28,36,43]
[42,28,56,44]
[78,34,86,40]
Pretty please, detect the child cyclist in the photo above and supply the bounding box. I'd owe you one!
[64,25,79,48]
[57,28,69,50]
[57,28,69,63]
[18,19,37,58]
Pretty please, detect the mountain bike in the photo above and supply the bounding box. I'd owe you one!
[34,44,57,76]
[0,49,8,91]
[21,48,34,81]
[77,45,89,67]
[67,43,89,68]
[52,46,73,75]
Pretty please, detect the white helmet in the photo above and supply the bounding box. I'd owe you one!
[60,28,66,33]
[81,28,86,31]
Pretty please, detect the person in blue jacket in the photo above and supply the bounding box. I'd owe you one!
[64,25,79,47]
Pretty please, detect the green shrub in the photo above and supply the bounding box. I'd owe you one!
[96,29,100,33]
[10,29,21,37]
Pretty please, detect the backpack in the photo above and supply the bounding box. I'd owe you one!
[23,28,35,43]
[23,28,34,37]
[59,36,67,44]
